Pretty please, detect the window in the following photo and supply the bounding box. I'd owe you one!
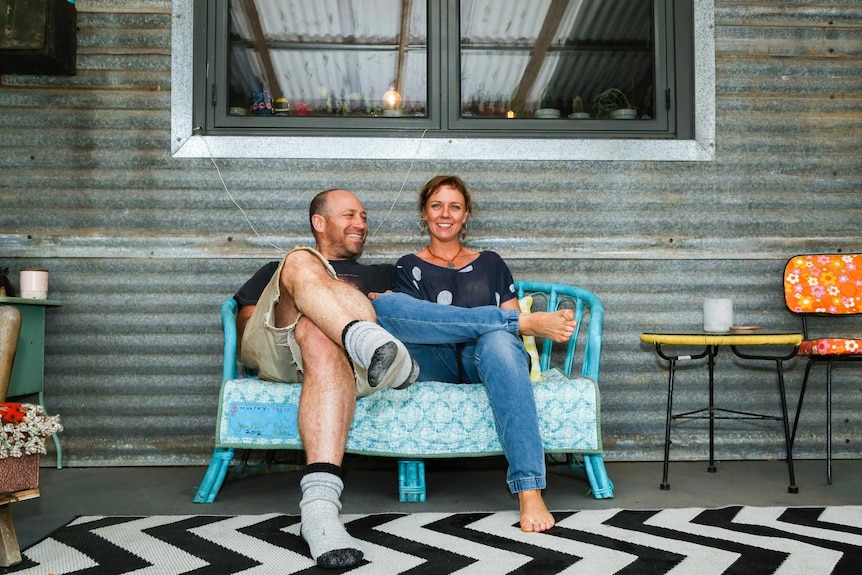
[173,0,715,160]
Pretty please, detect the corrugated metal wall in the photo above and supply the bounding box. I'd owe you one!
[1,0,860,468]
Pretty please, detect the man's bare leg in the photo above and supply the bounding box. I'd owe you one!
[295,318,364,569]
[295,318,355,465]
[276,249,417,392]
[274,250,375,339]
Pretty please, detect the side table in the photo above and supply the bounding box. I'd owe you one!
[640,331,802,494]
[0,297,62,469]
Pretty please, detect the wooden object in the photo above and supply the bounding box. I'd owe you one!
[0,306,21,402]
[0,0,77,75]
[0,488,38,567]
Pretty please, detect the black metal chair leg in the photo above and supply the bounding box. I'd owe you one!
[826,360,833,485]
[776,358,798,493]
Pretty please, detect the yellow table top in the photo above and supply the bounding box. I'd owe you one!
[640,332,802,346]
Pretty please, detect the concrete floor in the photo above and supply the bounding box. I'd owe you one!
[9,457,862,552]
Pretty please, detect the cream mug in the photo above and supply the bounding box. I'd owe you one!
[703,298,733,333]
[20,269,49,299]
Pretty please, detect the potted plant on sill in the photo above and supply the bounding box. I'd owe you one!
[0,403,62,494]
[568,95,590,119]
[593,88,637,119]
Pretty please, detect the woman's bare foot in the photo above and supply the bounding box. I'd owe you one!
[519,309,576,343]
[518,490,555,532]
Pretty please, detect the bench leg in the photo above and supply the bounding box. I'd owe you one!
[582,454,614,499]
[194,448,235,503]
[398,459,426,502]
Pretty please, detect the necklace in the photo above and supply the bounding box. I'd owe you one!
[426,245,463,269]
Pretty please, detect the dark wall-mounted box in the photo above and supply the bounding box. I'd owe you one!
[0,0,77,76]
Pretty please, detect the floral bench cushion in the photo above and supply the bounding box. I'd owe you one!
[216,368,601,456]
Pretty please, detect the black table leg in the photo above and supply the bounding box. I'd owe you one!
[655,343,711,490]
[731,345,800,494]
[707,345,717,473]
[661,356,676,490]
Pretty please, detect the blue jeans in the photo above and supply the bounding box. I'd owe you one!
[372,292,546,493]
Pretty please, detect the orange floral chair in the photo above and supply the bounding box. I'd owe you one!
[783,253,862,484]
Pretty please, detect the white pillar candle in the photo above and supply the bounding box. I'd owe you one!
[703,298,733,332]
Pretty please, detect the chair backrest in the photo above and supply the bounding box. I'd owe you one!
[784,254,862,341]
[515,280,604,382]
[783,254,862,316]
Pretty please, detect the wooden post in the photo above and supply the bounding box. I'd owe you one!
[0,506,21,567]
[0,306,26,567]
[0,305,22,402]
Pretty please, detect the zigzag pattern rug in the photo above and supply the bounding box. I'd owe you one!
[7,506,862,574]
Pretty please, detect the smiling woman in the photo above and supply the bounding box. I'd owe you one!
[385,174,584,532]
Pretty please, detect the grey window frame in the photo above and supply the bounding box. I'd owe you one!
[171,0,715,161]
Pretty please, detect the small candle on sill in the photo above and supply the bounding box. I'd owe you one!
[382,88,403,116]
[506,110,516,119]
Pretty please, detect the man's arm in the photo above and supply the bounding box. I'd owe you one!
[236,304,255,356]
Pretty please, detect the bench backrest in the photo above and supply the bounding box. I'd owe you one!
[221,280,604,383]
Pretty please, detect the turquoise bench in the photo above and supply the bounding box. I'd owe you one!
[194,280,614,503]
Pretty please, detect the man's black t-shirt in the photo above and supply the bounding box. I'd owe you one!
[234,259,394,306]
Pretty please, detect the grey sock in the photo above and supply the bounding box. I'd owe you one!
[300,472,364,569]
[343,320,417,389]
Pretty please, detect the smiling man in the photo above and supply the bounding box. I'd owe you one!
[237,188,418,568]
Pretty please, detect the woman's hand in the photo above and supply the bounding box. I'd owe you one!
[367,290,390,301]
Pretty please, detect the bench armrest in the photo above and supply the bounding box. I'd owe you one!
[221,298,239,381]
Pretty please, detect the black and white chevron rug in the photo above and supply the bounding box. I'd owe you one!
[7,506,862,574]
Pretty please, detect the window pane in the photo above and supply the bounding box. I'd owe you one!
[226,0,427,118]
[459,0,655,120]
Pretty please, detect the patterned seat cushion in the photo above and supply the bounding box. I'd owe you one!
[798,338,862,357]
[216,368,601,455]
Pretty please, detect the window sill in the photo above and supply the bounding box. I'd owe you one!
[171,133,715,162]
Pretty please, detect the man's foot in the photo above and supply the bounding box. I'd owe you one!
[300,472,364,569]
[366,340,417,389]
[343,321,419,395]
[518,490,555,533]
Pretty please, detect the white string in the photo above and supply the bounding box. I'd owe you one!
[203,137,288,254]
[366,128,428,244]
[204,129,428,252]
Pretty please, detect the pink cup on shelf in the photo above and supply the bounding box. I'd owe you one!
[19,269,49,299]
